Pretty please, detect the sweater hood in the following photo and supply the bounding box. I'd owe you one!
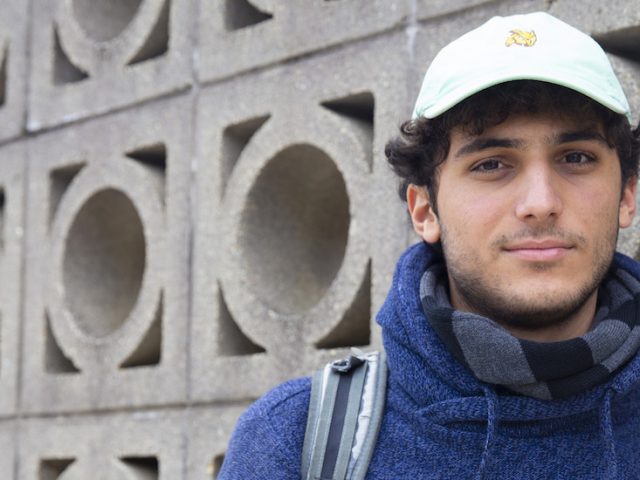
[376,242,640,478]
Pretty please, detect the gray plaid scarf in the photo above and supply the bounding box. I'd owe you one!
[420,264,640,400]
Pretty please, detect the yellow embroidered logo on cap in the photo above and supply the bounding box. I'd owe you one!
[505,29,537,47]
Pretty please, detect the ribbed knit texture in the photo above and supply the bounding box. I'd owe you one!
[219,243,640,479]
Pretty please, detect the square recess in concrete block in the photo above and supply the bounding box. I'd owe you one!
[0,0,28,143]
[21,95,192,414]
[186,405,248,480]
[0,142,25,417]
[19,410,183,479]
[28,0,192,131]
[191,32,411,402]
[196,0,410,83]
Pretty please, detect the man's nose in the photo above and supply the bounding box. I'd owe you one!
[514,165,563,222]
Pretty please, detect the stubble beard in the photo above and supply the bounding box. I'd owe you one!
[440,224,617,331]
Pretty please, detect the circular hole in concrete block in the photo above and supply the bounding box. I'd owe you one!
[240,144,350,314]
[72,0,143,42]
[63,188,146,338]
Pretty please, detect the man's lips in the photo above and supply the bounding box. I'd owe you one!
[502,240,575,261]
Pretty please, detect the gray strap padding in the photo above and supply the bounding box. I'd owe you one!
[302,369,326,478]
[303,366,340,480]
[301,350,388,480]
[332,363,368,478]
[348,352,387,480]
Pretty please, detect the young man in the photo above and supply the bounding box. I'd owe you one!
[219,12,640,479]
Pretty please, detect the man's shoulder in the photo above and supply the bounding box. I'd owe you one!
[219,377,312,479]
[243,376,312,421]
[233,376,312,442]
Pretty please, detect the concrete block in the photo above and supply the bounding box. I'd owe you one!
[196,0,411,83]
[18,411,183,480]
[0,0,28,143]
[186,406,248,479]
[191,31,411,402]
[549,0,640,37]
[0,142,25,416]
[21,95,192,414]
[28,0,193,131]
[415,0,499,21]
[0,420,16,479]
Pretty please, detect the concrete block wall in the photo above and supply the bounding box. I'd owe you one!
[0,0,637,478]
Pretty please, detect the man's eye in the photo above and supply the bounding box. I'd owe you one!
[564,152,594,164]
[472,159,503,171]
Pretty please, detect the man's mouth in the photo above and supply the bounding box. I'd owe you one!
[503,239,575,262]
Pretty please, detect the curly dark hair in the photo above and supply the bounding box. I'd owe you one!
[385,80,640,214]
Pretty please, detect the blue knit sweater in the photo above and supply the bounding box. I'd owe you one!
[219,243,640,479]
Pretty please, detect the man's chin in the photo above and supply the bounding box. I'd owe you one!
[484,295,593,331]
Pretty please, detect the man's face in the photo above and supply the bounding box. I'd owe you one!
[408,113,637,336]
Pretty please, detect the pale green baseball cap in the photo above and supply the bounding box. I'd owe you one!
[413,12,631,122]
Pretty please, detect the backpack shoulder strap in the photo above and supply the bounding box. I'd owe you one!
[301,350,387,480]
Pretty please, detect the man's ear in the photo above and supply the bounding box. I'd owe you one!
[619,175,637,229]
[406,184,441,243]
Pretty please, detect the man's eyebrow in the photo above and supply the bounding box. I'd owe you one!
[454,129,611,159]
[454,138,525,158]
[552,130,610,147]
